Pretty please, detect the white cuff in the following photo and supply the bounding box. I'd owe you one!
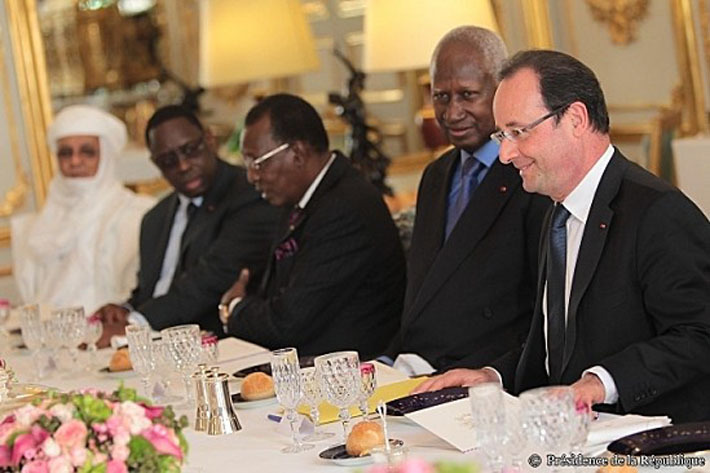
[481,366,504,388]
[127,311,151,328]
[583,365,619,404]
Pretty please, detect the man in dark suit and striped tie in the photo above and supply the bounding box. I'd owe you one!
[220,94,406,359]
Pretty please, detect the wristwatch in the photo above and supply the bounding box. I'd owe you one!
[218,297,242,325]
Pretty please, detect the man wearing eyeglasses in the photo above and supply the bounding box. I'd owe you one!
[95,105,279,345]
[415,50,710,422]
[381,26,549,376]
[218,93,406,359]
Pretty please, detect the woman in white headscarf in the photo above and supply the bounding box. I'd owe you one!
[11,105,155,313]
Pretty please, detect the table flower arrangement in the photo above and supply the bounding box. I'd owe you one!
[366,459,481,473]
[0,385,188,473]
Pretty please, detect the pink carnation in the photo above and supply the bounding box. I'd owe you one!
[110,444,130,462]
[0,444,11,467]
[68,446,88,467]
[142,405,164,420]
[47,456,72,473]
[106,459,128,473]
[141,424,182,460]
[20,459,49,473]
[54,420,87,450]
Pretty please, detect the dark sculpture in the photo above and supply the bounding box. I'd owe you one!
[328,49,392,196]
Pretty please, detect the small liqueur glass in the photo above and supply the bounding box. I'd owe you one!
[359,362,377,417]
[271,347,314,453]
[84,314,103,371]
[300,366,334,441]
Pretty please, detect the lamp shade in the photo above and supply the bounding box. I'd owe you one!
[199,0,320,87]
[363,0,499,72]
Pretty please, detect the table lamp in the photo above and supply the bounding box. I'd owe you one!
[198,0,319,88]
[362,0,499,149]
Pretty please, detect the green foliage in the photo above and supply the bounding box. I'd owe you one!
[433,461,481,473]
[72,393,112,424]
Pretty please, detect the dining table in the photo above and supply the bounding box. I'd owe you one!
[2,336,708,473]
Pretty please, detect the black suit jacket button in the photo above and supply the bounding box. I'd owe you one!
[482,308,493,319]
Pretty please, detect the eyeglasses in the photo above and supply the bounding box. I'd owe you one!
[490,104,570,145]
[152,136,206,170]
[243,143,289,171]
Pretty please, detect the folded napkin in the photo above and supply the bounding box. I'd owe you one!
[297,377,427,424]
[585,413,672,455]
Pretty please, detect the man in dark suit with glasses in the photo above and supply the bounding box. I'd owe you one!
[95,105,279,345]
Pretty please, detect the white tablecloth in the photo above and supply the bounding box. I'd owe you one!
[2,338,467,472]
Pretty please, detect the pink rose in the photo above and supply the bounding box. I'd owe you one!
[20,459,49,473]
[141,424,182,460]
[0,444,11,467]
[47,456,72,473]
[54,420,87,450]
[12,432,40,465]
[106,459,128,473]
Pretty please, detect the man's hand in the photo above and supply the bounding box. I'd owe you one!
[571,373,605,410]
[411,368,500,394]
[221,268,250,305]
[93,304,130,325]
[93,304,129,348]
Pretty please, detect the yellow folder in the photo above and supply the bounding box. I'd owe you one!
[297,377,427,424]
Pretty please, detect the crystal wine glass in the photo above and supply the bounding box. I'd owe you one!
[271,347,314,453]
[0,299,11,355]
[300,366,334,441]
[126,325,155,398]
[151,339,183,404]
[18,304,47,379]
[314,351,361,442]
[161,324,201,405]
[359,362,377,417]
[84,315,103,371]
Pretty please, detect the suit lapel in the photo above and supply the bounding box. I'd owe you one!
[405,160,520,324]
[561,151,625,374]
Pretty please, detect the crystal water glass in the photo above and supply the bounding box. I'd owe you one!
[19,304,47,378]
[126,325,155,398]
[84,315,103,371]
[161,324,201,404]
[359,362,377,417]
[300,366,334,441]
[315,351,361,442]
[469,383,506,472]
[271,347,314,453]
[520,386,574,458]
[42,318,64,372]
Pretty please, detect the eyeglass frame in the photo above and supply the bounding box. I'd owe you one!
[490,103,570,145]
[151,135,206,170]
[243,142,290,171]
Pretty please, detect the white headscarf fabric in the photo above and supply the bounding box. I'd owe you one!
[28,105,130,260]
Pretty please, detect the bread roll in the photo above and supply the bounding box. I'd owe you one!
[240,372,275,401]
[109,347,132,372]
[346,421,385,456]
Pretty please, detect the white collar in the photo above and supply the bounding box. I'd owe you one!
[297,152,336,209]
[177,194,203,208]
[562,144,614,224]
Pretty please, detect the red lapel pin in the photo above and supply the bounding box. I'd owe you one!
[499,186,507,193]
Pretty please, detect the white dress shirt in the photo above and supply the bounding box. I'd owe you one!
[543,144,617,403]
[126,195,203,329]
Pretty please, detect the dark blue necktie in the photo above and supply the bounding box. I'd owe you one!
[445,156,485,239]
[547,204,570,383]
